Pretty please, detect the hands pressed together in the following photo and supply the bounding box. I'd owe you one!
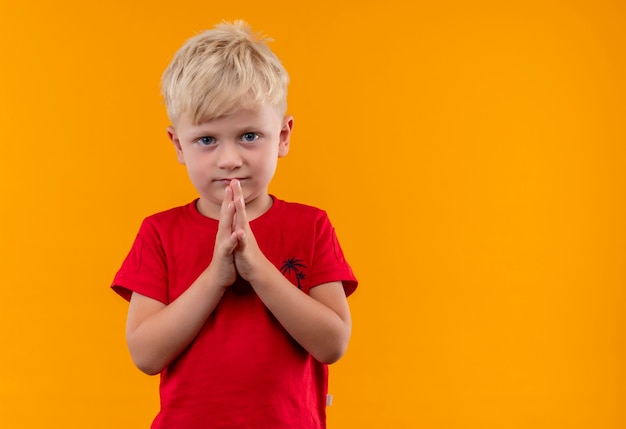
[210,179,265,288]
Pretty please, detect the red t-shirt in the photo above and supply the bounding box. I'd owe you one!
[112,197,358,428]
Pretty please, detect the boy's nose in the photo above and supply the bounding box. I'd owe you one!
[216,142,243,170]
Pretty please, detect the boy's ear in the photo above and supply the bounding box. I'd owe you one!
[167,126,186,165]
[278,115,294,158]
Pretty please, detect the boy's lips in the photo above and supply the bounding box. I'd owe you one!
[216,178,246,184]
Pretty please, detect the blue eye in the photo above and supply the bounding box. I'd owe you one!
[242,132,258,142]
[197,136,215,146]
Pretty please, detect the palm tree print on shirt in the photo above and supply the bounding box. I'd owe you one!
[280,257,307,289]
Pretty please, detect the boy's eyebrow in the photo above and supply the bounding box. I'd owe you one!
[233,122,267,132]
[183,121,268,138]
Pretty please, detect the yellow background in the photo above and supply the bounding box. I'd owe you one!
[1,0,624,427]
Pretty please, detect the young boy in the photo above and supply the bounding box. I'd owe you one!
[111,21,358,428]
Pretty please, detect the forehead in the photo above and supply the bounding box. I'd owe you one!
[181,88,282,122]
[176,104,282,135]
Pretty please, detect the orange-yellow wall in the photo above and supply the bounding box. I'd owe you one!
[1,1,624,427]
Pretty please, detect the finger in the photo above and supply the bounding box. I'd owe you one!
[235,229,247,249]
[226,231,239,253]
[221,184,233,212]
[217,186,235,240]
[231,180,248,231]
[231,179,245,207]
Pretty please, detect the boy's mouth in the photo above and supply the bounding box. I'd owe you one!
[216,178,246,185]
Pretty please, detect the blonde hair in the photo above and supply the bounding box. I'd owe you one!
[161,20,289,124]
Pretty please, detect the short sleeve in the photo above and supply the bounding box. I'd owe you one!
[309,212,358,297]
[111,218,169,304]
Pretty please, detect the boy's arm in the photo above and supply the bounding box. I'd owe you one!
[125,269,227,375]
[125,187,240,375]
[230,182,352,364]
[250,265,352,364]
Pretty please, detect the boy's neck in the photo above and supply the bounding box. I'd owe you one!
[196,193,274,221]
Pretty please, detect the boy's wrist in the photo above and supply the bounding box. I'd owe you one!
[241,254,276,287]
[202,262,236,291]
